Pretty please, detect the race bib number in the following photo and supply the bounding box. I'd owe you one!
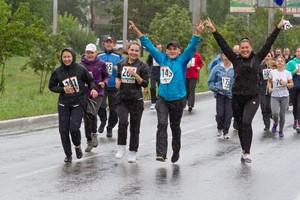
[297,64,300,75]
[160,66,173,84]
[188,58,195,66]
[263,69,271,80]
[121,66,137,84]
[153,58,159,67]
[274,79,284,89]
[106,62,113,75]
[62,76,79,92]
[222,76,230,90]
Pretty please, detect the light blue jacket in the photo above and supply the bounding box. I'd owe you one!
[97,51,124,88]
[207,62,235,99]
[140,35,200,101]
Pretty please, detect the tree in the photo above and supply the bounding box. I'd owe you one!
[22,33,66,94]
[0,0,43,92]
[148,4,192,49]
[57,13,97,54]
[207,0,230,26]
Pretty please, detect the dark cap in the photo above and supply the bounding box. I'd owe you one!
[167,41,180,49]
[104,36,113,42]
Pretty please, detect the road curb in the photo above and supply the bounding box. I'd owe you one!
[0,91,213,135]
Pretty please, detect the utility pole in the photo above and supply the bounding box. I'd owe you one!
[190,0,205,34]
[268,0,274,34]
[122,0,128,49]
[53,0,58,34]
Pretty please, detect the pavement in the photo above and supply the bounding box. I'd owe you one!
[0,91,213,135]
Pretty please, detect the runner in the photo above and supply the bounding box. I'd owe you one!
[114,42,149,163]
[97,36,124,137]
[129,20,205,163]
[286,47,300,132]
[80,43,109,152]
[268,56,293,137]
[259,52,275,131]
[49,48,98,162]
[206,17,287,163]
[208,52,234,139]
[146,43,163,110]
[186,52,203,112]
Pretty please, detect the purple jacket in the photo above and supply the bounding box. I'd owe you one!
[80,55,109,96]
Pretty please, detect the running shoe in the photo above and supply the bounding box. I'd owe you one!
[216,129,222,137]
[85,141,93,152]
[171,152,180,163]
[271,123,277,133]
[91,133,98,147]
[156,156,166,162]
[150,103,155,110]
[98,123,105,133]
[296,126,300,133]
[278,131,284,137]
[115,145,126,159]
[106,127,112,138]
[75,146,83,159]
[64,156,72,163]
[128,151,137,163]
[224,134,230,139]
[241,153,252,163]
[294,120,298,129]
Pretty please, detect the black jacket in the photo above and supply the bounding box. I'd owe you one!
[212,27,281,95]
[146,54,160,80]
[116,58,149,101]
[49,48,96,106]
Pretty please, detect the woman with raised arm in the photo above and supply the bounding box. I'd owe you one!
[206,17,287,163]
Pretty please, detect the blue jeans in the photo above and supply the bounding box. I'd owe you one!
[215,93,232,134]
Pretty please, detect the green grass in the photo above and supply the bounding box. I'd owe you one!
[0,54,209,121]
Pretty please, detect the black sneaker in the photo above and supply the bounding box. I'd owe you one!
[98,123,105,133]
[64,156,72,163]
[75,146,83,159]
[188,106,193,112]
[171,152,179,163]
[156,156,166,162]
[106,127,112,137]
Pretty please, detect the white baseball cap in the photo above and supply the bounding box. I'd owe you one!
[85,43,97,52]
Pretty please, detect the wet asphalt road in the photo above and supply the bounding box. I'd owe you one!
[1,95,300,200]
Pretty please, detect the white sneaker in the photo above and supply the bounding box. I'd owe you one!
[115,145,126,159]
[150,103,155,110]
[241,153,252,163]
[224,134,230,139]
[128,151,137,163]
[216,130,222,137]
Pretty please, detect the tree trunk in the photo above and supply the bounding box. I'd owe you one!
[0,60,6,93]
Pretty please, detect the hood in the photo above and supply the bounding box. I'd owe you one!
[60,48,76,67]
[80,54,100,65]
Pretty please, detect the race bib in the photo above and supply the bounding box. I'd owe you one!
[222,76,230,90]
[263,69,271,80]
[274,79,284,89]
[121,66,137,84]
[153,58,159,67]
[188,58,195,66]
[62,76,79,92]
[106,62,113,75]
[160,66,173,84]
[297,64,300,75]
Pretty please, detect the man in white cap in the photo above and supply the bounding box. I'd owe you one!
[80,43,109,152]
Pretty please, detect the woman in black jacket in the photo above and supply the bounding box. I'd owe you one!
[114,42,149,163]
[206,17,286,163]
[49,48,98,162]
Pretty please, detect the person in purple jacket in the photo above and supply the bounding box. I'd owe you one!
[80,43,109,152]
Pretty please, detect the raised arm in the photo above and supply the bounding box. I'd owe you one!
[129,21,143,38]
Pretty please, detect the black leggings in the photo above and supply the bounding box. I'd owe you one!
[232,94,260,154]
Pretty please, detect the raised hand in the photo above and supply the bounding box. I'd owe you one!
[205,18,216,33]
[277,16,286,29]
[195,20,205,35]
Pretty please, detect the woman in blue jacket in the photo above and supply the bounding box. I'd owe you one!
[208,53,234,139]
[129,20,205,163]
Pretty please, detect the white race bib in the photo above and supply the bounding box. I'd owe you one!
[106,62,113,75]
[263,69,271,80]
[188,58,195,66]
[121,66,137,84]
[153,58,159,67]
[297,64,300,75]
[274,79,285,89]
[62,76,79,92]
[160,66,173,84]
[222,76,230,91]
